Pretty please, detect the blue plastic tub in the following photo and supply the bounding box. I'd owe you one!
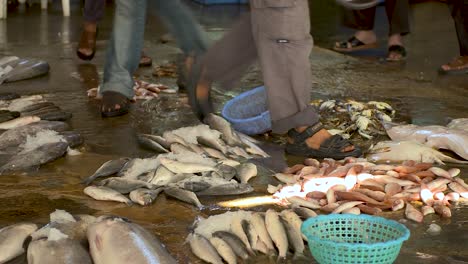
[192,0,248,5]
[301,214,410,264]
[221,85,272,135]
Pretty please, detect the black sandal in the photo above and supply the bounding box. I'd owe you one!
[101,91,131,118]
[285,123,362,159]
[187,60,214,122]
[386,45,407,61]
[333,36,378,53]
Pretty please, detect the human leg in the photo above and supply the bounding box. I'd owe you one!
[77,0,105,60]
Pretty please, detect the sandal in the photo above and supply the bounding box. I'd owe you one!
[285,122,363,159]
[77,26,98,61]
[101,91,131,118]
[386,45,407,61]
[438,56,468,75]
[333,36,378,52]
[139,51,152,67]
[187,60,214,122]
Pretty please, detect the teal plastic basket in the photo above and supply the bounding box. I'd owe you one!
[301,214,410,264]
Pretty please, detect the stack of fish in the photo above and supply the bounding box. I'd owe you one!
[0,93,72,122]
[0,56,49,84]
[87,80,177,101]
[83,114,268,208]
[0,97,82,174]
[272,157,466,222]
[310,99,395,139]
[188,209,314,263]
[152,61,178,78]
[0,209,177,264]
[377,118,468,162]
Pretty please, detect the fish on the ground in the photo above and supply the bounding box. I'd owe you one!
[137,134,170,153]
[0,223,38,263]
[189,233,223,264]
[82,158,131,185]
[212,231,250,260]
[98,177,154,194]
[0,116,40,130]
[265,209,288,261]
[160,157,216,174]
[164,187,203,208]
[0,121,69,149]
[196,182,254,196]
[36,111,72,121]
[129,188,163,206]
[87,216,178,264]
[0,59,49,84]
[204,114,244,147]
[209,237,237,264]
[235,163,257,183]
[83,186,132,205]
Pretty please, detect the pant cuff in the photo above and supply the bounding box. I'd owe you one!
[271,105,320,134]
[99,82,134,99]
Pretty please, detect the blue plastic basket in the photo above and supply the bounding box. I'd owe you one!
[221,86,272,135]
[301,214,410,264]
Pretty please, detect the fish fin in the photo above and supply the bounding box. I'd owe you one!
[81,175,96,186]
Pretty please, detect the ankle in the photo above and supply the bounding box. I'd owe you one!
[388,34,402,46]
[355,30,376,43]
[83,22,97,32]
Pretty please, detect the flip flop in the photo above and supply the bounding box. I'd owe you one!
[285,122,362,159]
[186,60,214,122]
[139,52,152,67]
[438,56,468,75]
[333,36,378,52]
[101,91,131,118]
[77,27,98,61]
[386,45,407,62]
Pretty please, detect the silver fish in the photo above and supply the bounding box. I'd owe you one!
[204,114,243,146]
[87,217,177,264]
[160,157,216,174]
[212,164,237,181]
[250,213,276,255]
[209,237,237,264]
[82,158,131,185]
[83,186,132,205]
[0,121,69,149]
[129,188,163,206]
[189,233,223,264]
[197,136,228,154]
[27,236,92,264]
[196,183,254,196]
[1,59,49,84]
[0,141,68,173]
[137,135,170,153]
[0,223,38,263]
[0,116,40,130]
[235,163,257,183]
[99,177,154,194]
[292,206,318,219]
[279,217,305,258]
[203,147,227,160]
[212,231,250,260]
[265,209,288,261]
[149,165,175,185]
[164,187,203,209]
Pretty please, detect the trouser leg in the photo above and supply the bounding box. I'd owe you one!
[149,0,209,55]
[448,0,468,55]
[100,0,147,99]
[83,0,105,23]
[250,0,318,134]
[342,6,376,31]
[385,0,410,35]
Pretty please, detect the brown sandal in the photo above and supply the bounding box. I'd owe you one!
[439,56,468,75]
[77,27,98,61]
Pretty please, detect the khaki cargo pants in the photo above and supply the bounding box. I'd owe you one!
[202,0,319,134]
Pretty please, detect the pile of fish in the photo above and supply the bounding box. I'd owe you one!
[272,157,466,223]
[0,96,82,174]
[87,79,177,101]
[82,114,269,208]
[310,99,395,139]
[0,209,177,264]
[188,209,313,264]
[0,56,49,84]
[152,61,178,78]
[0,93,72,122]
[378,118,468,162]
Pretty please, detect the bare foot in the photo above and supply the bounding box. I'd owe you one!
[354,30,377,45]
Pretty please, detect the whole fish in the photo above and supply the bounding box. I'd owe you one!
[87,216,177,264]
[265,209,288,261]
[280,209,306,243]
[117,157,160,180]
[405,203,423,223]
[82,158,131,185]
[83,186,132,205]
[0,115,40,130]
[23,105,61,116]
[204,114,243,146]
[236,132,270,158]
[0,141,68,173]
[212,231,250,260]
[0,121,69,149]
[250,213,276,255]
[129,188,163,206]
[137,135,170,153]
[197,135,228,154]
[37,111,72,122]
[292,206,318,219]
[27,236,92,264]
[279,217,305,258]
[235,163,257,183]
[1,59,49,83]
[0,223,38,263]
[368,141,467,164]
[164,187,203,208]
[196,183,254,196]
[19,101,55,113]
[160,157,216,174]
[189,234,223,264]
[209,237,237,264]
[99,177,154,194]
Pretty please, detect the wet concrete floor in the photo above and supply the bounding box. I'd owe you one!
[0,0,467,263]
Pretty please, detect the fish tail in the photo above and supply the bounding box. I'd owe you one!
[81,176,96,185]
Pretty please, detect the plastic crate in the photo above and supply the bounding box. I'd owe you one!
[192,0,248,5]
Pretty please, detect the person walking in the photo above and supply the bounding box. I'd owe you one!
[100,0,209,117]
[187,0,362,159]
[333,0,410,61]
